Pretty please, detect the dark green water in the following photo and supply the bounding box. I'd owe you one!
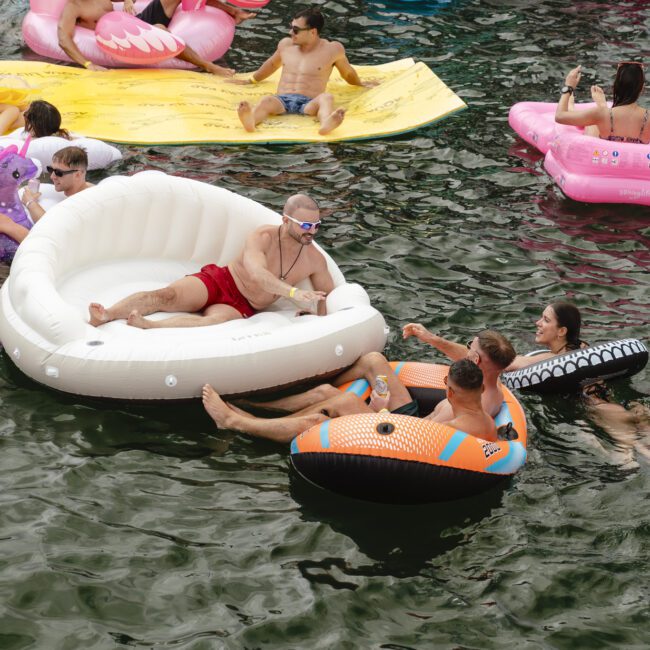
[1,0,649,648]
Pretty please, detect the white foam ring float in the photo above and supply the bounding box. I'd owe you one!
[0,171,388,400]
[1,128,122,171]
[502,339,648,394]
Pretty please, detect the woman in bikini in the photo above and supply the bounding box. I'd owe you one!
[555,61,649,144]
[506,302,650,460]
[507,301,582,371]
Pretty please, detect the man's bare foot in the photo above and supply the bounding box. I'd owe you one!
[205,63,234,77]
[234,10,255,25]
[203,384,238,429]
[318,108,345,135]
[89,302,109,327]
[127,310,154,329]
[238,101,256,132]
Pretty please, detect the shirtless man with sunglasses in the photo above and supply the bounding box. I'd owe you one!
[87,193,334,329]
[233,6,377,135]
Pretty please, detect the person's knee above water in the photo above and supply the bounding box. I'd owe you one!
[87,192,335,329]
[0,145,92,245]
[233,6,377,135]
[555,61,649,144]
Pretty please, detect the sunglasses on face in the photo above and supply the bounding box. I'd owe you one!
[290,25,311,34]
[284,214,321,231]
[47,165,78,177]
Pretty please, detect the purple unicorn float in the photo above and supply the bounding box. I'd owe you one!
[0,140,38,262]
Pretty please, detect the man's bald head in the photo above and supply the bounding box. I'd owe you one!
[283,194,319,217]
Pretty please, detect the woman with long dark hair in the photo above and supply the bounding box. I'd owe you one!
[506,302,649,460]
[22,100,70,139]
[554,62,649,143]
[0,99,70,140]
[506,301,583,370]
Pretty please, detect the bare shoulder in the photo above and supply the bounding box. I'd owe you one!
[248,224,276,250]
[61,0,81,13]
[306,244,329,268]
[326,40,346,56]
[277,37,294,52]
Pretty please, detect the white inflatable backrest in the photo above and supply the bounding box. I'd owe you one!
[9,172,346,344]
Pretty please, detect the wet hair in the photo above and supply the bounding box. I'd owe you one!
[550,301,582,350]
[612,63,645,107]
[293,7,325,33]
[284,193,319,216]
[23,100,70,139]
[52,146,88,171]
[448,358,484,391]
[476,330,516,370]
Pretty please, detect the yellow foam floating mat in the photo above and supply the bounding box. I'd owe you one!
[0,59,466,145]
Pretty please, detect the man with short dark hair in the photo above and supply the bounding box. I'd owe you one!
[0,146,92,244]
[234,7,376,134]
[88,193,334,329]
[443,359,497,441]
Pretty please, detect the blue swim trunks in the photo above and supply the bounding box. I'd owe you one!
[276,94,312,115]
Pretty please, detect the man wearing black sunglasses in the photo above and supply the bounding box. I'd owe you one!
[88,193,334,329]
[0,146,92,245]
[233,7,377,135]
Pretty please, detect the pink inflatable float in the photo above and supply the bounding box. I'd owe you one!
[509,101,650,206]
[95,13,185,65]
[22,0,235,70]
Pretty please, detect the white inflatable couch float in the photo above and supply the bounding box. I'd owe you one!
[0,172,388,400]
[0,128,122,171]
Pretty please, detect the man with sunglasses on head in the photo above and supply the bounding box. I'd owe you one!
[233,6,376,135]
[88,193,334,329]
[402,324,516,421]
[0,146,92,245]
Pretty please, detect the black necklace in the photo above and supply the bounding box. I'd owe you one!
[278,226,304,281]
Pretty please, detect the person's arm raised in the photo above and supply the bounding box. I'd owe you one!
[402,323,467,361]
[555,64,603,126]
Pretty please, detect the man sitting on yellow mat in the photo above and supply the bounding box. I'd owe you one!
[232,6,377,135]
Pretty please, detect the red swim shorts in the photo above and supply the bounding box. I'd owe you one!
[190,264,256,318]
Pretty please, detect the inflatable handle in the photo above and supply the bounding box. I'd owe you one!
[225,0,271,7]
[181,0,206,9]
[95,12,185,65]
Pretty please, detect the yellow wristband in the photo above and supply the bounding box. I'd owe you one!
[249,76,258,84]
[289,287,297,298]
[82,60,92,69]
